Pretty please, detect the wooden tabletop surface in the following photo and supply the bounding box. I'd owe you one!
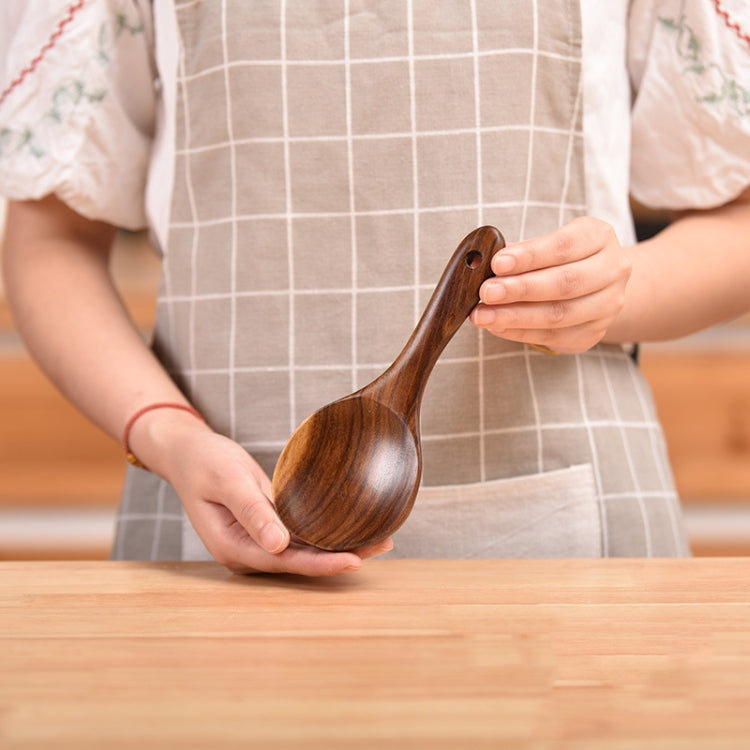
[1,558,749,749]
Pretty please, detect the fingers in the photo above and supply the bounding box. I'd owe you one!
[167,432,291,556]
[490,216,617,276]
[480,250,619,306]
[250,535,394,575]
[203,455,291,555]
[485,320,612,354]
[473,285,619,336]
[196,501,393,577]
[472,217,631,353]
[169,431,395,577]
[353,537,394,560]
[229,492,290,554]
[186,500,348,575]
[472,288,621,354]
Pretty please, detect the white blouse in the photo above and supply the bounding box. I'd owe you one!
[1,0,749,252]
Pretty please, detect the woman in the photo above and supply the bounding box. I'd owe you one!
[2,0,749,574]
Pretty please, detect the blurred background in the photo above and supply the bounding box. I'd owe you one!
[1,200,748,560]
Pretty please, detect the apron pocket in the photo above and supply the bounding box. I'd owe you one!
[385,464,602,559]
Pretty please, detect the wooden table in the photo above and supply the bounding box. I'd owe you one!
[1,559,749,749]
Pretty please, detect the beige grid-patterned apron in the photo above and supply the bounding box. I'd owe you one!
[112,0,691,560]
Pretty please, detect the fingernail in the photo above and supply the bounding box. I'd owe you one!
[261,522,288,553]
[372,540,394,556]
[343,562,362,573]
[472,307,496,327]
[493,254,515,274]
[481,281,506,304]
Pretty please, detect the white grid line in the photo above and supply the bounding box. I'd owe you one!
[420,419,663,440]
[558,58,583,226]
[175,47,581,82]
[166,345,637,377]
[344,2,358,392]
[519,0,538,242]
[599,349,653,556]
[525,347,541,475]
[174,0,202,12]
[520,1,543,473]
[407,0,420,331]
[221,0,239,438]
[237,418,665,453]
[150,480,167,560]
[161,284,437,302]
[628,359,685,554]
[600,490,676,501]
[117,513,184,523]
[172,355,514,378]
[576,352,607,555]
[280,1,296,431]
[168,44,197,391]
[169,200,587,230]
[173,123,582,154]
[469,0,487,482]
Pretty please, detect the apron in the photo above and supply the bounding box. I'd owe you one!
[112,0,691,560]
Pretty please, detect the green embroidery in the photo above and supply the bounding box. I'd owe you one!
[659,2,750,119]
[1,125,43,159]
[0,10,144,161]
[114,12,145,37]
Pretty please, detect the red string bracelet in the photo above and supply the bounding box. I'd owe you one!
[123,402,204,470]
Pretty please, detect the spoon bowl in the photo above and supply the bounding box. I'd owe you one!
[274,396,419,551]
[273,226,505,551]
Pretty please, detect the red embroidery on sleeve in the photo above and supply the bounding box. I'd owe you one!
[0,0,87,109]
[711,0,750,49]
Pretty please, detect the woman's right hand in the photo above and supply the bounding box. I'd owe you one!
[127,407,393,576]
[3,197,389,576]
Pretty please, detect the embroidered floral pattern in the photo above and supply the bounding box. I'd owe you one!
[0,0,87,108]
[659,2,750,118]
[0,10,144,161]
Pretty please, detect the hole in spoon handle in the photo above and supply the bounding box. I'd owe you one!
[464,249,484,270]
[409,224,505,357]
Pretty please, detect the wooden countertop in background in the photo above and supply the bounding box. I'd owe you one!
[1,558,749,748]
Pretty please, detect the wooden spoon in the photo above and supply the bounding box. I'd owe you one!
[272,225,505,551]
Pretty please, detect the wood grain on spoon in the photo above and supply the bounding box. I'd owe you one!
[272,226,506,551]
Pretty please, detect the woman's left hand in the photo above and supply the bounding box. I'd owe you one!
[470,217,632,354]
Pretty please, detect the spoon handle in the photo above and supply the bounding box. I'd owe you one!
[367,225,505,419]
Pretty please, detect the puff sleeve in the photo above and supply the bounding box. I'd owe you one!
[0,0,157,229]
[628,0,750,210]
